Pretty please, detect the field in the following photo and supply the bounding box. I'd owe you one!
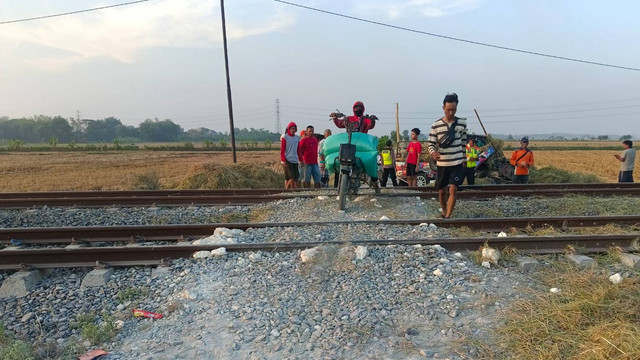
[503,140,624,149]
[0,146,630,191]
[532,150,621,182]
[0,151,284,192]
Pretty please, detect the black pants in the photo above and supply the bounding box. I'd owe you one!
[512,175,529,184]
[619,171,634,183]
[381,168,397,187]
[462,167,475,185]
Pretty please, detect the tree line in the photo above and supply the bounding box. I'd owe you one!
[0,115,281,144]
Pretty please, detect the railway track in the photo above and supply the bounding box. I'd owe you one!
[2,215,640,245]
[1,234,637,270]
[1,215,639,269]
[2,183,640,208]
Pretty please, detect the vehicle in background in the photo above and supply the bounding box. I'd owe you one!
[394,161,436,187]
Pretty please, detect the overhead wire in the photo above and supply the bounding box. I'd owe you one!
[0,0,152,25]
[274,0,640,72]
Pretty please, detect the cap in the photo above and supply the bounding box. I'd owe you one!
[520,136,529,142]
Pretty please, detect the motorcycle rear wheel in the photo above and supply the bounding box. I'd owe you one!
[338,173,349,210]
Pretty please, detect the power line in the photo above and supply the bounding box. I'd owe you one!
[274,0,640,72]
[482,104,640,118]
[0,0,152,25]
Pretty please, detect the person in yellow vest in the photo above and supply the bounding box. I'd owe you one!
[380,140,398,187]
[463,138,480,185]
[510,136,535,184]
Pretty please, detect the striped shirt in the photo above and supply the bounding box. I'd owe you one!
[427,117,467,167]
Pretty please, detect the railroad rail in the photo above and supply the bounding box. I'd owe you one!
[1,234,637,270]
[2,183,640,208]
[2,215,640,245]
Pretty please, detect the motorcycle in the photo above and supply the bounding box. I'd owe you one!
[329,112,379,210]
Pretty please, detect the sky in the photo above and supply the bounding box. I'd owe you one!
[1,0,639,138]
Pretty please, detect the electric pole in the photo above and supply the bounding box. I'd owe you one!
[220,0,237,163]
[275,99,281,134]
[395,102,400,153]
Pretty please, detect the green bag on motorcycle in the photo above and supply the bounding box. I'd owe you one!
[322,132,379,178]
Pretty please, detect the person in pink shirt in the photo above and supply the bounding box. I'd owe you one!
[298,125,322,188]
[406,128,422,187]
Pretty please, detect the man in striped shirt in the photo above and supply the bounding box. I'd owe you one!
[427,93,467,219]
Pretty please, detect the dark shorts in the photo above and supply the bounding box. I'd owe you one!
[406,163,418,176]
[619,171,634,183]
[436,164,463,190]
[284,161,299,181]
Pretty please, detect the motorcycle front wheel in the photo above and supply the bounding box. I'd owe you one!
[338,172,349,210]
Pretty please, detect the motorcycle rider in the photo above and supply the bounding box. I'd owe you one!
[331,101,380,191]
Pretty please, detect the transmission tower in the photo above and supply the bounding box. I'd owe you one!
[275,99,281,134]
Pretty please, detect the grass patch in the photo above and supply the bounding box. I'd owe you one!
[0,323,35,360]
[72,312,119,345]
[116,287,149,304]
[219,212,251,223]
[529,166,601,183]
[133,170,161,190]
[481,262,640,359]
[178,163,283,189]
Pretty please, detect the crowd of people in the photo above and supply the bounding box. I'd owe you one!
[280,93,636,217]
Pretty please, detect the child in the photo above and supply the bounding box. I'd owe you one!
[406,128,422,187]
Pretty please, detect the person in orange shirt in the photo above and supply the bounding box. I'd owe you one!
[510,136,534,184]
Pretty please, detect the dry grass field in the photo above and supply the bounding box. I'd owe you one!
[503,140,623,148]
[0,147,633,191]
[0,151,283,192]
[521,150,625,183]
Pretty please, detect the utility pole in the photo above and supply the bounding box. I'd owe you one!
[76,110,81,122]
[220,0,237,163]
[395,102,400,153]
[275,99,281,134]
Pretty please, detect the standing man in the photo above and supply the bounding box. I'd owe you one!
[463,138,480,185]
[380,140,398,187]
[406,128,422,187]
[510,137,534,184]
[614,140,636,182]
[427,93,467,219]
[299,125,322,188]
[280,122,300,188]
[318,129,332,187]
[298,130,307,184]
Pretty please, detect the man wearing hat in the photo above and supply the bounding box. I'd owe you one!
[510,137,534,184]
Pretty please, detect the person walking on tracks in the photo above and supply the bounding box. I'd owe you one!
[280,122,301,189]
[510,136,534,184]
[427,93,467,219]
[615,140,636,182]
[380,140,398,187]
[463,137,480,185]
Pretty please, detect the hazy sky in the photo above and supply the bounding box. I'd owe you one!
[1,0,639,137]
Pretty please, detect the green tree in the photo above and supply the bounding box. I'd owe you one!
[620,134,633,140]
[49,137,58,148]
[139,118,183,142]
[402,129,410,141]
[377,135,390,152]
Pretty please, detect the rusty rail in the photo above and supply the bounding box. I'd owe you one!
[2,215,640,245]
[1,234,637,270]
[2,186,640,208]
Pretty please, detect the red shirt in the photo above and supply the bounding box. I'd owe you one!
[298,136,319,164]
[406,141,422,165]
